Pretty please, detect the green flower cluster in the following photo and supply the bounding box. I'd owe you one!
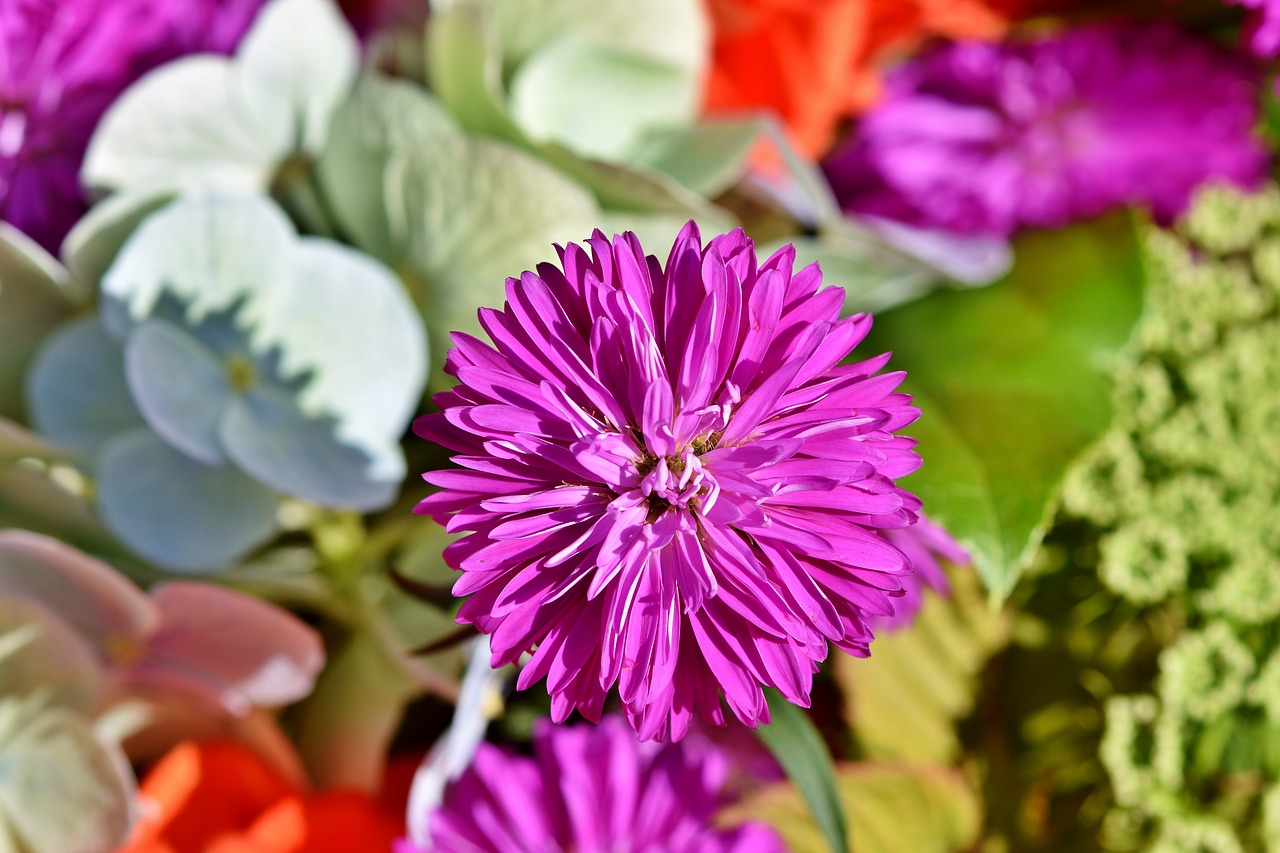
[1065,183,1280,850]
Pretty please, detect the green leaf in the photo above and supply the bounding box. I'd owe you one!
[868,213,1145,597]
[835,568,1008,763]
[624,119,760,197]
[0,226,75,421]
[425,0,732,217]
[317,76,598,388]
[725,762,982,853]
[756,691,848,853]
[0,695,135,853]
[508,39,695,162]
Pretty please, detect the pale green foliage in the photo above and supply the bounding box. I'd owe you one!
[1067,183,1280,848]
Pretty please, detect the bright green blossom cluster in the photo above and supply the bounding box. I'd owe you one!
[1065,183,1280,850]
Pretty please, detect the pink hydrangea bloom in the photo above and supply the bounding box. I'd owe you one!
[0,0,264,251]
[416,223,925,741]
[398,717,784,853]
[823,24,1267,237]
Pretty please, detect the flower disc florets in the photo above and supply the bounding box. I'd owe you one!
[416,222,924,741]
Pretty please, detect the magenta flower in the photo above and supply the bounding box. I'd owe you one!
[823,24,1267,237]
[1229,0,1280,57]
[877,516,969,631]
[0,0,264,251]
[399,717,784,853]
[416,223,924,741]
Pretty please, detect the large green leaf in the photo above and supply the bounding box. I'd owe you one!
[425,0,733,220]
[724,762,982,853]
[317,76,599,387]
[835,569,1008,763]
[868,214,1145,597]
[756,691,848,853]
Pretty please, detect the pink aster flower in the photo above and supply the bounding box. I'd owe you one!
[823,24,1267,237]
[415,223,924,741]
[398,717,784,853]
[877,515,970,631]
[1229,0,1280,57]
[0,0,265,251]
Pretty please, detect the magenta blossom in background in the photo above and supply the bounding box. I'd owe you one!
[823,24,1267,238]
[398,717,784,853]
[0,0,265,251]
[416,223,925,741]
[877,516,970,631]
[1230,0,1280,57]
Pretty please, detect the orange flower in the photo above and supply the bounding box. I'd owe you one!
[117,740,403,853]
[703,0,1011,158]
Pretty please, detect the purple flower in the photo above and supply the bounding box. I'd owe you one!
[823,24,1268,238]
[0,0,264,251]
[877,516,970,631]
[398,717,784,853]
[1230,0,1280,57]
[416,223,925,741]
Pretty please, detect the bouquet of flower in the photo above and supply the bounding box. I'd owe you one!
[3,0,1279,850]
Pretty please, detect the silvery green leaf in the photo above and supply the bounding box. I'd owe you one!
[26,318,144,456]
[624,119,761,197]
[509,39,695,161]
[96,429,280,573]
[770,218,1010,317]
[858,215,1013,288]
[60,187,173,289]
[0,225,75,420]
[0,695,135,853]
[489,0,707,80]
[235,0,359,156]
[316,77,466,261]
[220,386,397,511]
[317,77,597,386]
[124,320,233,466]
[82,0,358,195]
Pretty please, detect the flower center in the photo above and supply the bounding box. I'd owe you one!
[636,442,720,520]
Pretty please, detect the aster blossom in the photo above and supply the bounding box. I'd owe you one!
[416,222,924,741]
[823,23,1267,237]
[0,0,264,251]
[1228,0,1280,57]
[398,717,784,853]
